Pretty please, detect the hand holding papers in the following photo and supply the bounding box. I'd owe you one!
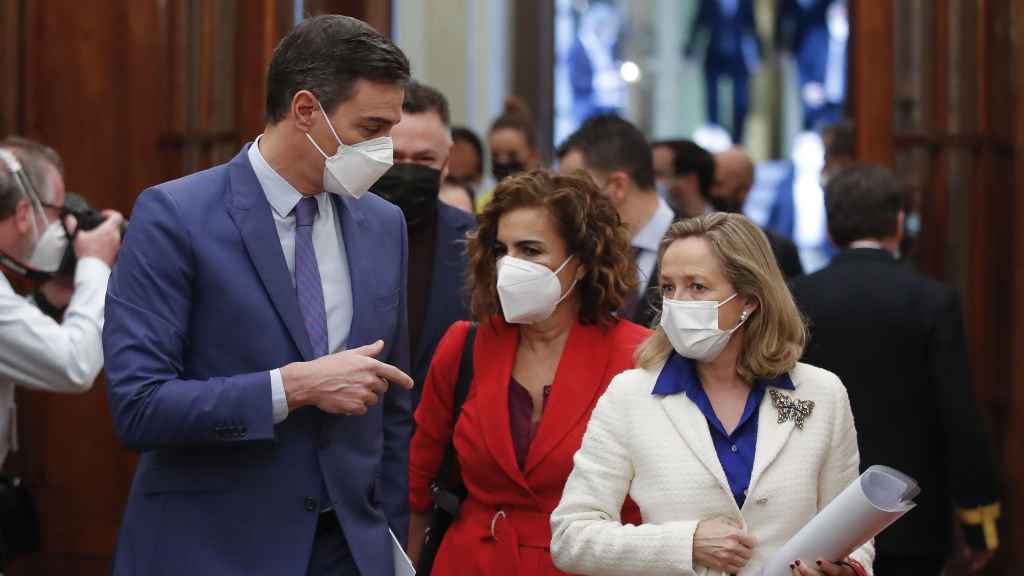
[760,465,919,576]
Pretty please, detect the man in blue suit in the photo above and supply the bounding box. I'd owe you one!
[103,16,415,575]
[371,81,474,408]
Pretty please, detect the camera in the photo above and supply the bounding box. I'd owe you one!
[56,193,127,275]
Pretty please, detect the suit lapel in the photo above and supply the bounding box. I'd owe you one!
[334,194,371,348]
[659,392,733,498]
[747,386,797,496]
[225,146,314,361]
[523,321,613,475]
[476,321,533,493]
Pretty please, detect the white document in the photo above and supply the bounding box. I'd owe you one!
[391,528,416,576]
[760,465,919,576]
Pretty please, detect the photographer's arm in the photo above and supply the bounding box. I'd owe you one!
[0,255,109,392]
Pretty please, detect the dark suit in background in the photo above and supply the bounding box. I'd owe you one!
[776,0,847,130]
[791,248,1000,572]
[686,0,761,142]
[763,227,803,279]
[407,203,473,409]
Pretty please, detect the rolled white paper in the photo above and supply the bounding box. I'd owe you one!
[759,465,918,576]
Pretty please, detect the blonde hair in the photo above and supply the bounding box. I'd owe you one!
[635,213,807,381]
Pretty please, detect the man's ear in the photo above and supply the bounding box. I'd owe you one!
[606,171,631,204]
[527,149,541,170]
[13,199,33,235]
[439,143,452,182]
[291,90,320,133]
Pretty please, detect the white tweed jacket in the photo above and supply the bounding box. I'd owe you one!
[550,361,874,576]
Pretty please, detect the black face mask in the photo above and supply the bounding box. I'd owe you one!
[491,158,526,182]
[372,163,442,228]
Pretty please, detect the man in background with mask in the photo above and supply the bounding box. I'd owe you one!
[0,138,122,565]
[103,16,415,576]
[372,81,474,410]
[557,115,674,329]
[711,147,804,278]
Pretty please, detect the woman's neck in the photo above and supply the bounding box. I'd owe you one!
[519,299,578,352]
[695,331,747,389]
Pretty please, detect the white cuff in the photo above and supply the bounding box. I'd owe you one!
[73,256,111,286]
[270,369,289,424]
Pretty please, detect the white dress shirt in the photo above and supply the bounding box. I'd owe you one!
[0,257,109,467]
[248,138,353,424]
[631,196,676,288]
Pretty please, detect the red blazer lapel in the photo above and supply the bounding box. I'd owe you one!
[522,320,615,476]
[475,320,533,493]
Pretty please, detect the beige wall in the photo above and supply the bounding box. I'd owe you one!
[394,0,509,136]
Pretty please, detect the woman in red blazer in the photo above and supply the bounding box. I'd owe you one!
[408,171,650,575]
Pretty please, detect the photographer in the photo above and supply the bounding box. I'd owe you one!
[0,137,122,468]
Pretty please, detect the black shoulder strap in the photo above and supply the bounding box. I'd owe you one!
[432,322,477,508]
[451,322,477,422]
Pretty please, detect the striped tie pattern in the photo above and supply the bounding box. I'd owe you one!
[294,196,329,358]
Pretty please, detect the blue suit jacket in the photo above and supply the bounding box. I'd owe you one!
[103,146,412,575]
[410,204,473,407]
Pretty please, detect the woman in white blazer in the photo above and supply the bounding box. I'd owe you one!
[550,213,873,576]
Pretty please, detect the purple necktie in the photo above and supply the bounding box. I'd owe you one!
[294,196,329,358]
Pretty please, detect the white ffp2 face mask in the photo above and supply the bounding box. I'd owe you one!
[496,255,578,325]
[660,293,749,362]
[27,218,68,273]
[305,100,394,199]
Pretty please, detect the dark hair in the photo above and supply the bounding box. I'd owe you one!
[0,153,19,219]
[402,81,450,126]
[451,126,484,178]
[265,15,410,124]
[488,96,537,150]
[0,136,63,217]
[825,163,905,247]
[466,170,637,326]
[823,119,855,158]
[558,114,656,191]
[654,139,714,198]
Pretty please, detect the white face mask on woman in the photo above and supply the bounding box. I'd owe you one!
[660,293,750,362]
[496,254,578,325]
[305,99,394,199]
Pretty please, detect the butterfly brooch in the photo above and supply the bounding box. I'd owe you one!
[769,389,815,429]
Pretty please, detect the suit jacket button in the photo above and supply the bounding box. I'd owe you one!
[304,497,317,512]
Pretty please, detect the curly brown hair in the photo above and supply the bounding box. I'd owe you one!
[466,170,637,326]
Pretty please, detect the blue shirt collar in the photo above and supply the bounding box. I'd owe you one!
[651,353,795,397]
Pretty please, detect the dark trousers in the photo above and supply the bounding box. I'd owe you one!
[705,64,750,143]
[307,512,361,576]
[873,554,946,576]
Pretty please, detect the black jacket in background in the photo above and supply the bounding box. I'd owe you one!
[790,248,999,561]
[763,228,804,279]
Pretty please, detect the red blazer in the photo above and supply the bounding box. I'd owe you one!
[410,317,651,576]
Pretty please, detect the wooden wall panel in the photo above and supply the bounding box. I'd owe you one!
[1008,0,1024,568]
[851,0,894,166]
[6,1,169,573]
[0,0,412,572]
[303,0,391,35]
